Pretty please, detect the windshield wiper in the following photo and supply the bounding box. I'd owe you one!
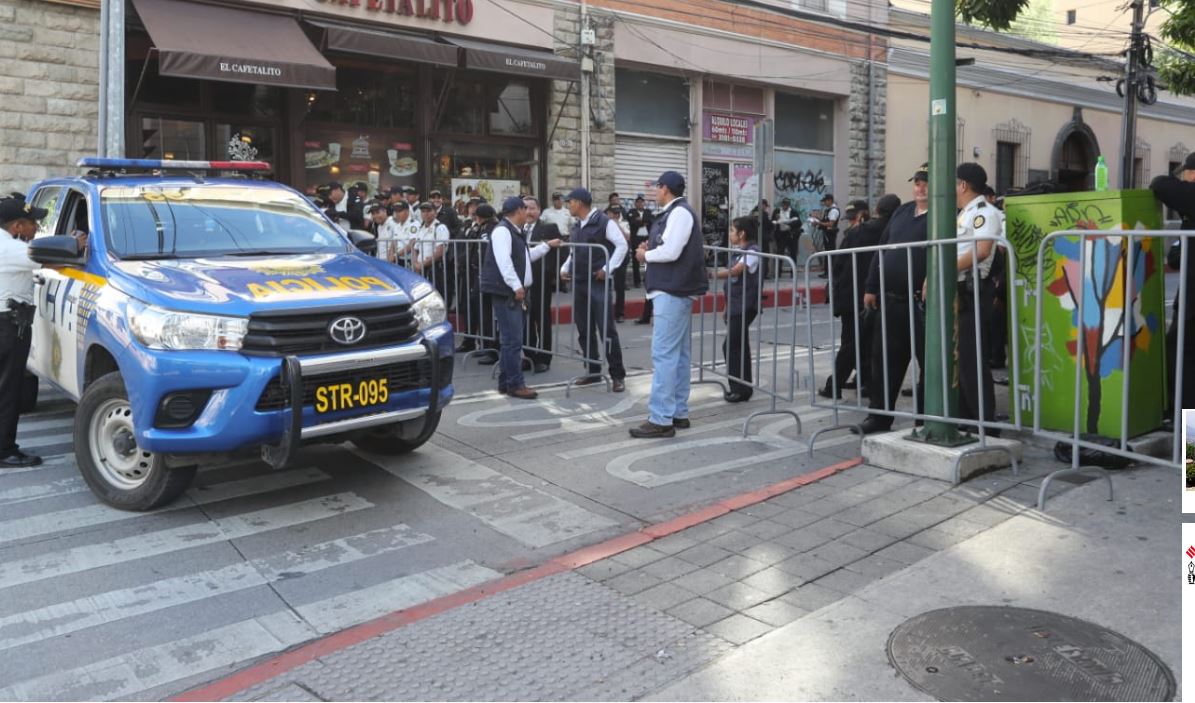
[119,253,182,261]
[225,249,311,257]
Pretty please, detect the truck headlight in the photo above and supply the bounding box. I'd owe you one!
[410,282,447,330]
[129,302,249,351]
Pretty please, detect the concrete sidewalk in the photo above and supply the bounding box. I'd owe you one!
[188,455,1178,702]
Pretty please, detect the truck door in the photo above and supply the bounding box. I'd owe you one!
[27,186,87,398]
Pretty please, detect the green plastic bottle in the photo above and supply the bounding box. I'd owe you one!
[1094,155,1108,191]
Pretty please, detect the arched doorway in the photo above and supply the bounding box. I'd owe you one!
[1051,108,1100,192]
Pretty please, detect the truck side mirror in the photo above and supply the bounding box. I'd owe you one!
[28,235,84,266]
[348,230,377,256]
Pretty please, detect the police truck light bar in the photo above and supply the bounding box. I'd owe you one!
[78,157,272,171]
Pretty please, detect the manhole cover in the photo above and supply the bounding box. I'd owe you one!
[887,606,1174,701]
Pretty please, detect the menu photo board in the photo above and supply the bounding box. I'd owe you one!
[450,177,523,210]
[304,129,419,198]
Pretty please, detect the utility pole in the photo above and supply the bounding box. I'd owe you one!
[912,0,966,446]
[1119,0,1146,189]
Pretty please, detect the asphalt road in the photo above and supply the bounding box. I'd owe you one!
[0,301,882,701]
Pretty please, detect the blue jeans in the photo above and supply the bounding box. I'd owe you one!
[489,293,526,391]
[648,293,693,425]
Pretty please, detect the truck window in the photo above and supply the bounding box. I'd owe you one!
[29,187,64,239]
[101,185,348,260]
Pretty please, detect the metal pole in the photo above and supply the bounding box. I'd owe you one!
[1119,0,1145,189]
[98,0,109,158]
[917,0,961,444]
[103,0,126,159]
[579,1,590,188]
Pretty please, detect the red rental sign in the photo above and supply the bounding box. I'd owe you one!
[315,0,474,25]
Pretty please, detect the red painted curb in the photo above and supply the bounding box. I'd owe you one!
[171,455,863,702]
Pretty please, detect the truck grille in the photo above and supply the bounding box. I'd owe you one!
[242,304,419,356]
[255,359,436,412]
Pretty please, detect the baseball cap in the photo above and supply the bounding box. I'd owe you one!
[475,203,496,219]
[429,189,443,197]
[565,187,593,206]
[326,181,344,191]
[957,162,988,191]
[500,195,527,214]
[0,196,47,225]
[417,201,435,210]
[1183,153,1195,172]
[551,192,563,200]
[909,163,929,182]
[401,186,417,194]
[392,200,410,211]
[655,171,685,196]
[820,193,834,202]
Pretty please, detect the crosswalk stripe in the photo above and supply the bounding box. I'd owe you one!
[0,476,87,506]
[295,560,500,635]
[0,493,374,591]
[16,432,73,450]
[359,444,618,548]
[0,610,316,702]
[16,415,74,433]
[0,524,434,652]
[0,468,331,547]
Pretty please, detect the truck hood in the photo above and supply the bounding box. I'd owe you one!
[109,253,415,315]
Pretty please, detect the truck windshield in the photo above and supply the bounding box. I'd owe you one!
[100,185,349,260]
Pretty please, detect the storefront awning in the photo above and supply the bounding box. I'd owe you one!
[444,38,581,82]
[131,0,336,91]
[309,20,459,68]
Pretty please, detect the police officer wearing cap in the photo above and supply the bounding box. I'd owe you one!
[561,188,629,393]
[1151,153,1195,418]
[630,170,708,438]
[541,192,573,238]
[951,162,1001,431]
[859,164,931,434]
[0,196,46,467]
[480,196,561,399]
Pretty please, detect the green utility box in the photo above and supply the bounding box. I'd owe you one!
[1003,189,1166,438]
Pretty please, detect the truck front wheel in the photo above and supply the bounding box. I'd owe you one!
[351,411,441,455]
[75,372,196,511]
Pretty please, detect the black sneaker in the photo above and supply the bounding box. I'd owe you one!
[858,417,892,435]
[0,450,42,469]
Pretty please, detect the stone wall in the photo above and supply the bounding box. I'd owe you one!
[848,60,887,203]
[0,0,100,195]
[546,5,615,200]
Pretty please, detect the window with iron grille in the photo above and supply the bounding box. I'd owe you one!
[991,118,1031,192]
[996,142,1018,195]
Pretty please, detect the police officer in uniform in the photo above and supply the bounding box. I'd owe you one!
[0,196,45,468]
[952,163,1002,431]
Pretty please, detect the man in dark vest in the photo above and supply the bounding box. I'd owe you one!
[630,171,708,438]
[560,188,628,393]
[480,196,561,400]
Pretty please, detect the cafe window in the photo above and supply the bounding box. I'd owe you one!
[435,75,487,135]
[127,58,202,110]
[139,117,205,160]
[431,140,539,208]
[217,124,274,164]
[211,83,281,119]
[775,92,834,153]
[307,68,416,130]
[490,80,534,137]
[615,69,690,138]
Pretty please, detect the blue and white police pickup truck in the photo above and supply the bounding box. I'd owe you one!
[23,158,453,511]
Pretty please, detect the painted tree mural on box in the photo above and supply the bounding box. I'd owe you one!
[1046,210,1161,434]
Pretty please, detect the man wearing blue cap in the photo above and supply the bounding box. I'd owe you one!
[630,171,708,438]
[480,196,562,399]
[561,187,628,393]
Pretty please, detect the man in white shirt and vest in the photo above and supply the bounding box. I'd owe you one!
[561,188,628,393]
[0,196,46,468]
[630,171,708,438]
[541,192,574,240]
[480,197,561,399]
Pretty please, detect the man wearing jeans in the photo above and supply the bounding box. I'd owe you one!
[630,171,708,438]
[480,196,561,400]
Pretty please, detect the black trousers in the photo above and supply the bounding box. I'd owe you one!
[637,297,654,323]
[774,231,800,274]
[957,280,996,425]
[0,320,33,455]
[526,280,554,366]
[630,235,645,287]
[830,309,872,393]
[1167,314,1195,414]
[613,258,628,318]
[459,278,498,352]
[868,296,926,426]
[724,310,757,396]
[573,281,625,379]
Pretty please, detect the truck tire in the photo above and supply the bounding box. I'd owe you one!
[351,411,441,455]
[75,371,196,511]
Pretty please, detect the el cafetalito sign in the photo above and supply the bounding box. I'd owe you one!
[316,0,474,24]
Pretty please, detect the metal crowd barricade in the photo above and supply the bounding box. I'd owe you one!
[695,245,803,437]
[403,238,616,396]
[1032,229,1190,510]
[803,235,1023,484]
